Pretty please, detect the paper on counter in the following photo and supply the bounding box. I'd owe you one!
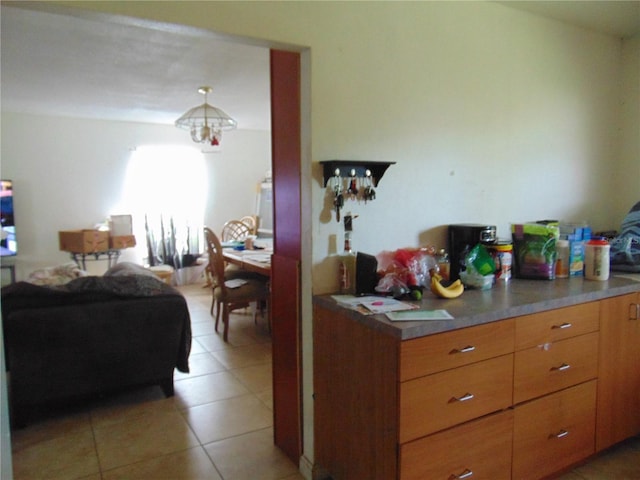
[386,309,454,322]
[359,298,419,314]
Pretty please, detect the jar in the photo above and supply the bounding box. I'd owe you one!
[487,240,513,281]
[555,239,570,278]
[584,237,610,281]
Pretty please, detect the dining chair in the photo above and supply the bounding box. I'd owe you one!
[204,227,269,342]
[240,215,258,235]
[221,219,252,242]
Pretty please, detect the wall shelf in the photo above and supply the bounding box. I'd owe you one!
[320,160,395,187]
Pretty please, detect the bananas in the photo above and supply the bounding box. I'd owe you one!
[430,275,464,299]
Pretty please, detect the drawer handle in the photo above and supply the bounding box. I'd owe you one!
[551,322,572,329]
[451,345,476,354]
[451,469,474,479]
[552,429,569,439]
[630,303,640,321]
[451,393,475,403]
[551,363,571,372]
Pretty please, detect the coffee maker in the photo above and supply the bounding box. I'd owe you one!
[448,224,497,281]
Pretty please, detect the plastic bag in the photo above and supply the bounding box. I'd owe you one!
[465,244,496,276]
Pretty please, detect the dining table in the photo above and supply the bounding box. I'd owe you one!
[222,247,272,277]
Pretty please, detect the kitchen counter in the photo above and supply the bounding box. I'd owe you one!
[313,274,640,340]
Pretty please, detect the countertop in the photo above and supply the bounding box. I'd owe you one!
[313,274,640,341]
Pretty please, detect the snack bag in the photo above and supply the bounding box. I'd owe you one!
[511,223,559,279]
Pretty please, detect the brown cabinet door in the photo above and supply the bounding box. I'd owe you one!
[514,332,598,404]
[400,410,513,480]
[515,301,599,351]
[400,354,513,443]
[513,380,597,480]
[597,292,640,451]
[400,319,514,381]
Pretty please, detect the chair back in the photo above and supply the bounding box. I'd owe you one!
[204,227,226,293]
[221,220,252,242]
[239,215,257,235]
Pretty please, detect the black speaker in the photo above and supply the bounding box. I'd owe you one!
[355,252,379,296]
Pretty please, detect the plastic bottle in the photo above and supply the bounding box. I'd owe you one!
[555,239,570,278]
[584,237,610,281]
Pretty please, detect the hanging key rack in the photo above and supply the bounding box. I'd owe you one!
[320,160,395,188]
[320,160,395,221]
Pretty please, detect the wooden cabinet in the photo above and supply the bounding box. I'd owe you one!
[400,355,513,442]
[512,303,599,478]
[513,380,597,480]
[399,321,514,442]
[514,301,599,351]
[400,410,513,480]
[514,332,598,403]
[596,291,640,451]
[400,319,514,381]
[314,291,638,480]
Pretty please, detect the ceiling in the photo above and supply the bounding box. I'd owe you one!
[0,4,272,130]
[1,2,639,131]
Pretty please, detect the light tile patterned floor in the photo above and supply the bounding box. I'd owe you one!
[10,282,303,480]
[8,282,640,479]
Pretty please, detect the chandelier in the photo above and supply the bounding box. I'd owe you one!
[175,86,237,146]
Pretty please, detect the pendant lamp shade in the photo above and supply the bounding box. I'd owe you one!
[175,86,237,146]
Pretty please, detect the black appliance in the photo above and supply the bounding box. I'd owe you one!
[448,224,497,281]
[355,252,379,296]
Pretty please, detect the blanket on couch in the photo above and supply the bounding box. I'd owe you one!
[2,264,191,373]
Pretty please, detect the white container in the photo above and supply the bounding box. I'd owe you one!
[584,237,610,281]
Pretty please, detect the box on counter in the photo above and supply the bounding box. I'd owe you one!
[568,238,584,276]
[109,235,136,249]
[59,230,109,253]
[560,222,591,277]
[109,214,133,236]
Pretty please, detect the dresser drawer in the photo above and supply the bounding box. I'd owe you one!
[513,380,597,480]
[400,354,513,443]
[400,410,513,480]
[514,332,598,404]
[515,301,599,351]
[400,319,514,381]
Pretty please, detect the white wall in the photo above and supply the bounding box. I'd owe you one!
[616,35,640,220]
[76,0,637,290]
[0,112,270,279]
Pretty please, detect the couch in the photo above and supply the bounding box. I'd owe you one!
[1,263,191,426]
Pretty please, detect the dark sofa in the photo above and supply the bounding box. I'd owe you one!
[1,263,191,426]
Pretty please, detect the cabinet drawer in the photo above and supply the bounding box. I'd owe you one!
[400,410,513,480]
[400,354,513,443]
[400,319,514,381]
[514,332,598,404]
[515,302,599,351]
[513,380,597,480]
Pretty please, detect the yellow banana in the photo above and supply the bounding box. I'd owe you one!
[430,277,464,299]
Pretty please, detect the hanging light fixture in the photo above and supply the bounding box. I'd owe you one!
[175,86,237,146]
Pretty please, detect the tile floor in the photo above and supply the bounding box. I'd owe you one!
[8,282,640,480]
[556,435,640,479]
[9,282,304,480]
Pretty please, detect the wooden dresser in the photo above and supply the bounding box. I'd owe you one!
[313,281,640,480]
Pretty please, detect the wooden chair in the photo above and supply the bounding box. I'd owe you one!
[240,215,258,235]
[221,219,252,242]
[204,227,269,342]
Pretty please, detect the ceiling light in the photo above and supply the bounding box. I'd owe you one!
[175,86,237,146]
